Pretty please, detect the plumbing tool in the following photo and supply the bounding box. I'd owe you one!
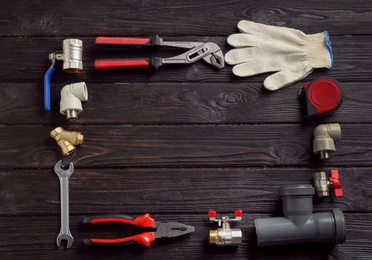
[60,82,88,120]
[299,78,343,119]
[313,123,341,160]
[254,184,346,246]
[44,39,83,112]
[208,209,243,246]
[54,160,74,249]
[313,169,343,197]
[83,213,195,247]
[94,35,224,70]
[50,127,84,156]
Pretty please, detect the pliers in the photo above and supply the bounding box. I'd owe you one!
[94,35,224,70]
[83,213,195,247]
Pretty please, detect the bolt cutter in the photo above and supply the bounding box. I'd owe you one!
[83,213,195,247]
[94,35,224,70]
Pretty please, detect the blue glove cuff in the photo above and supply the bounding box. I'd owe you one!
[324,31,333,68]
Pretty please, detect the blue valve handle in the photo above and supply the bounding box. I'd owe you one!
[44,67,55,111]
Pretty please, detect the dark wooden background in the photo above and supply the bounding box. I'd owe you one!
[1,0,372,259]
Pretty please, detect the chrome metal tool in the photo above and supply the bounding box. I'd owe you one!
[54,160,74,249]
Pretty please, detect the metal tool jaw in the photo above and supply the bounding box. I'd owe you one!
[54,160,74,178]
[153,221,195,239]
[202,42,225,69]
[162,42,224,69]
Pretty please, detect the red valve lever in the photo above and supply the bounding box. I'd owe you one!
[329,170,343,197]
[208,210,217,218]
[234,209,243,217]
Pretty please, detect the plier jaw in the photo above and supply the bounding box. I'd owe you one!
[154,221,195,239]
[202,43,225,69]
[83,213,195,247]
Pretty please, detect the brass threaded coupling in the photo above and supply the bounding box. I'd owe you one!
[50,127,84,156]
[209,229,218,244]
[57,140,76,156]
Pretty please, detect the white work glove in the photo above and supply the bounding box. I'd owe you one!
[225,20,333,91]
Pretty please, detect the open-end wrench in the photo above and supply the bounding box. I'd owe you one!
[54,160,74,249]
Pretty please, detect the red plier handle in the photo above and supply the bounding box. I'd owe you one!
[83,213,156,247]
[94,57,162,70]
[95,35,164,70]
[96,35,163,47]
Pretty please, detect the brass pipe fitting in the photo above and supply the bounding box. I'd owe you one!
[50,127,84,156]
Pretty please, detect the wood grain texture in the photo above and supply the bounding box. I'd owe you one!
[0,0,372,36]
[1,82,372,125]
[1,124,372,168]
[1,0,372,259]
[0,168,370,215]
[0,36,371,83]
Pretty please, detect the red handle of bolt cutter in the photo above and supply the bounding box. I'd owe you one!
[83,213,155,228]
[95,59,151,69]
[85,232,156,247]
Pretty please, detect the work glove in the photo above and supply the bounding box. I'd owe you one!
[225,20,333,91]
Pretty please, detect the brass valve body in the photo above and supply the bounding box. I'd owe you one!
[50,127,84,156]
[209,227,242,246]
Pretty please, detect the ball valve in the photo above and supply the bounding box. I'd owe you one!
[208,209,243,246]
[313,169,343,198]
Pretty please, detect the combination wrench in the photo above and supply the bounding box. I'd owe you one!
[54,160,74,248]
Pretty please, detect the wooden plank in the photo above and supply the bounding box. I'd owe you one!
[0,124,371,168]
[0,213,371,259]
[0,0,371,36]
[0,81,370,125]
[0,35,371,83]
[0,167,369,215]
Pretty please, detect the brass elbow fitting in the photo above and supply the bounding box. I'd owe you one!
[313,123,341,160]
[50,127,84,156]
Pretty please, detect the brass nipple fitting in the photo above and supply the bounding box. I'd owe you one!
[50,127,84,156]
